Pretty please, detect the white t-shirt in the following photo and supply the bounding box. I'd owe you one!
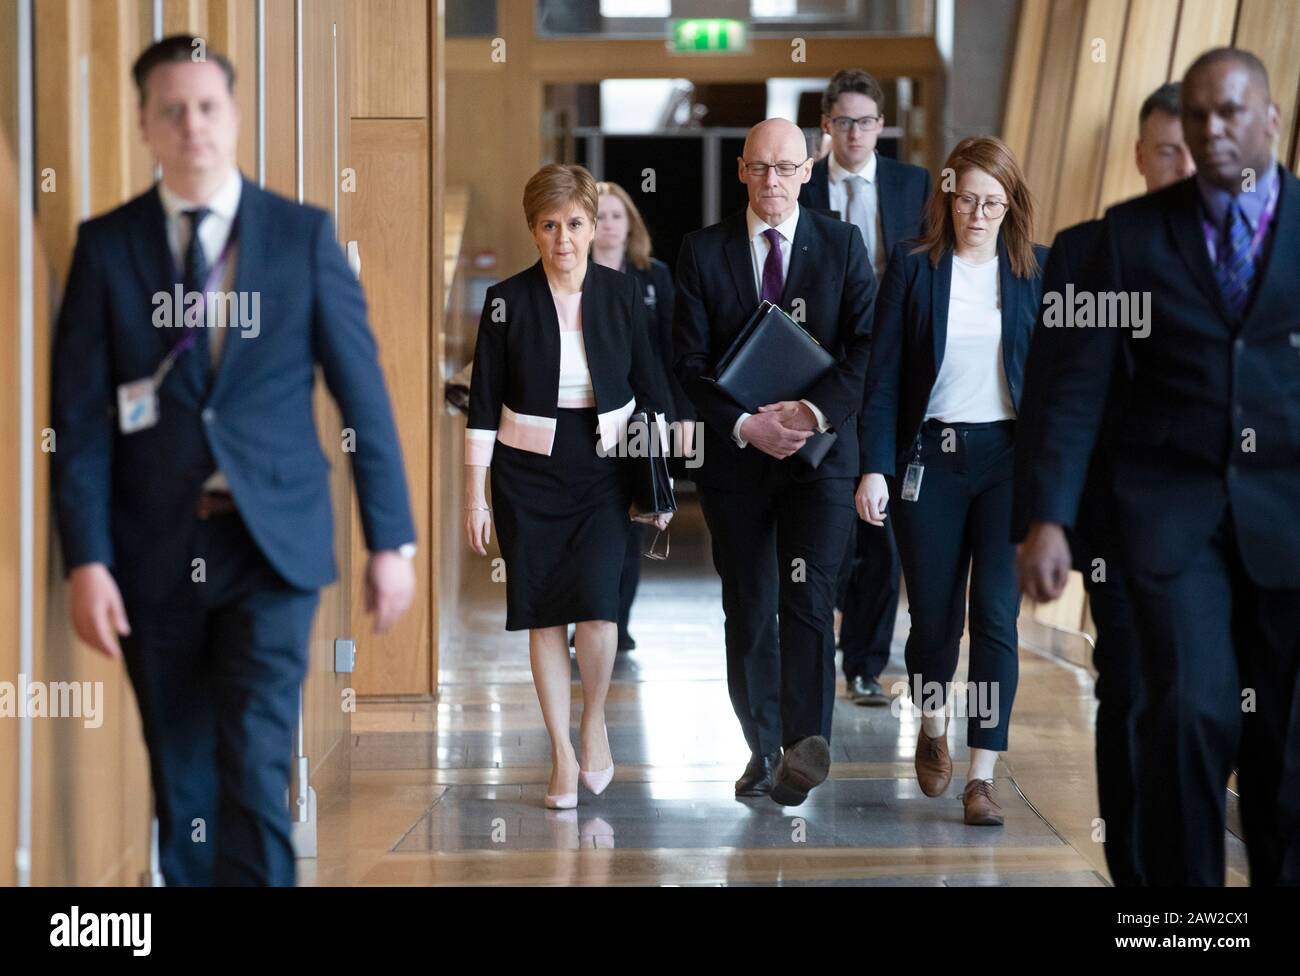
[924,253,1015,423]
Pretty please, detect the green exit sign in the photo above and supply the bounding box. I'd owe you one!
[670,18,748,53]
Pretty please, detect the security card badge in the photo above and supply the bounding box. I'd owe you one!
[900,462,924,502]
[117,378,159,434]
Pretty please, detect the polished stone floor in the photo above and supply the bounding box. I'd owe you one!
[305,493,1249,886]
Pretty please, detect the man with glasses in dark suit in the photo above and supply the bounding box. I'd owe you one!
[674,118,875,805]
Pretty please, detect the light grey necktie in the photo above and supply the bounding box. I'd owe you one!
[845,175,875,271]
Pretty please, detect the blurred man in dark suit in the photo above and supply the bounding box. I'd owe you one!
[674,118,875,806]
[1018,49,1300,885]
[52,36,416,885]
[800,70,931,707]
[1014,82,1194,886]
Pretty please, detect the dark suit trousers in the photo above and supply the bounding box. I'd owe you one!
[120,510,319,886]
[1078,542,1145,886]
[835,518,901,681]
[891,420,1020,751]
[699,472,857,756]
[1127,514,1300,886]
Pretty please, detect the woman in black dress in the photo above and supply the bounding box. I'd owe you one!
[464,164,674,809]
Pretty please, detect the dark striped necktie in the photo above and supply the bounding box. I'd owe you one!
[182,207,212,377]
[1214,198,1253,318]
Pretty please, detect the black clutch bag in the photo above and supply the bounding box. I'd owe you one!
[623,408,677,516]
[709,301,838,467]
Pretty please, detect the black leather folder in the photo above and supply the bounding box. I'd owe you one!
[708,301,838,467]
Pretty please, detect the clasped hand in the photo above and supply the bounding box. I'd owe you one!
[741,400,817,459]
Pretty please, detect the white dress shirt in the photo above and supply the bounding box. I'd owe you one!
[827,151,885,279]
[158,166,242,491]
[732,204,829,448]
[924,253,1015,423]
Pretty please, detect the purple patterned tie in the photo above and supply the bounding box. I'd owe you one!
[760,227,784,304]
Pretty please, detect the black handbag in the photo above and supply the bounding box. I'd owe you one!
[623,408,677,517]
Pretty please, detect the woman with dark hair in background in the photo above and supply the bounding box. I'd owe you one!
[856,136,1046,826]
[592,180,694,652]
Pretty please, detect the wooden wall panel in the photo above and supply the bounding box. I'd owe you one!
[1002,0,1052,163]
[1050,0,1129,234]
[351,0,427,118]
[1095,0,1180,211]
[262,0,296,195]
[1021,0,1087,237]
[1232,0,1300,168]
[207,0,259,179]
[0,0,21,888]
[1169,0,1238,79]
[348,118,431,696]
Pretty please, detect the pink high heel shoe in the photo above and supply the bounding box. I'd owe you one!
[579,765,614,795]
[543,791,577,810]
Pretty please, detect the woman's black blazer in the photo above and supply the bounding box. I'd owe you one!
[466,259,674,466]
[859,236,1049,477]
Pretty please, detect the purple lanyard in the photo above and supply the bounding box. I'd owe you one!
[1201,176,1278,265]
[153,216,239,386]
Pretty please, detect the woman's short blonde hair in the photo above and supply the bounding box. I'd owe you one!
[523,163,599,229]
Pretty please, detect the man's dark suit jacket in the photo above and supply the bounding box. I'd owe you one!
[52,176,417,600]
[1037,169,1300,587]
[1011,218,1133,570]
[798,153,933,258]
[858,236,1050,478]
[672,207,876,489]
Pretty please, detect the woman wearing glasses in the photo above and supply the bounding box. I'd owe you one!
[856,136,1047,826]
[464,164,674,810]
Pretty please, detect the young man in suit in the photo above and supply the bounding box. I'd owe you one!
[799,69,931,708]
[53,36,417,885]
[1018,49,1300,886]
[674,118,875,805]
[1014,83,1195,886]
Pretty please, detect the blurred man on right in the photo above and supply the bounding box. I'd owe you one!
[1019,49,1300,885]
[1013,82,1194,885]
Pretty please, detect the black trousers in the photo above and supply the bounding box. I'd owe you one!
[835,517,901,681]
[699,473,857,756]
[120,510,319,886]
[1127,514,1300,886]
[1078,541,1145,886]
[618,522,644,640]
[891,419,1020,751]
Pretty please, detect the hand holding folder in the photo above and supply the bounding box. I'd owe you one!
[707,301,838,467]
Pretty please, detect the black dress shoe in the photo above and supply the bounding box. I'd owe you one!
[735,750,781,797]
[848,675,889,706]
[770,735,831,806]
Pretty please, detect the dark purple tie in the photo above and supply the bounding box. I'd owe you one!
[760,227,784,304]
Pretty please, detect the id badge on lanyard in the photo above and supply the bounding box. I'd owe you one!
[900,434,924,502]
[115,218,236,435]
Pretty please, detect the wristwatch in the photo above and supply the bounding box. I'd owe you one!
[397,543,417,559]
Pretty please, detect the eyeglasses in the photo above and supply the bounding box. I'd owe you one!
[641,528,670,560]
[830,115,884,133]
[740,158,810,179]
[953,194,1008,219]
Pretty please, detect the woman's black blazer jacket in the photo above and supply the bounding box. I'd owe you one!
[466,258,674,466]
[859,236,1049,477]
